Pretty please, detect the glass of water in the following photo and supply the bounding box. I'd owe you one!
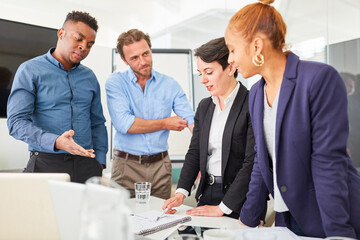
[134,182,151,204]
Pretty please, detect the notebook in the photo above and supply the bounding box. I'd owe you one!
[131,210,191,236]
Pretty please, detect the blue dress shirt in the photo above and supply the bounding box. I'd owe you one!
[105,68,195,155]
[7,48,108,165]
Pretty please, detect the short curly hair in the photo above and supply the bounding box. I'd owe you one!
[64,11,98,32]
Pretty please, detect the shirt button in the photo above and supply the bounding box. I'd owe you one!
[280,185,288,192]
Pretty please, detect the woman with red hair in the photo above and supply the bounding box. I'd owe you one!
[225,0,360,238]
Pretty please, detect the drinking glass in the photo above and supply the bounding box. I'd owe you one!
[134,182,151,204]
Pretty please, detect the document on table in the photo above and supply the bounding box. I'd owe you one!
[131,210,191,236]
[232,226,302,240]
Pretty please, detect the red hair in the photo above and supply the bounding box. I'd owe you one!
[229,0,287,51]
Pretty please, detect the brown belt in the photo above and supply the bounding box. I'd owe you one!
[113,149,168,164]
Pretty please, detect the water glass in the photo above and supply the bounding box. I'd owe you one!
[134,182,151,204]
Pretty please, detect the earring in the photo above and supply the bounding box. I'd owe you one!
[252,53,264,67]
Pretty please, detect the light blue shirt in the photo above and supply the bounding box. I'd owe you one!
[105,68,194,155]
[7,48,108,165]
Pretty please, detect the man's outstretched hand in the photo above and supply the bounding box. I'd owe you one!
[55,130,95,158]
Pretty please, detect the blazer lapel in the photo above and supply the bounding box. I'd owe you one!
[254,79,273,176]
[221,83,247,176]
[275,53,298,167]
[200,100,215,173]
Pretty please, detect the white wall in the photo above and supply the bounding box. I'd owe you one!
[0,119,28,169]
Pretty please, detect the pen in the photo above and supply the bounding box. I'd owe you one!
[156,208,168,221]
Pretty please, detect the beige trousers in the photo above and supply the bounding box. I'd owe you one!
[111,151,172,199]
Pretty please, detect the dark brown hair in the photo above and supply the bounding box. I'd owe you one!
[116,29,151,59]
[64,11,98,32]
[229,0,286,51]
[195,37,238,78]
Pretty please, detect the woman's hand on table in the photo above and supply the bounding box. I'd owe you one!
[186,205,224,217]
[162,192,186,214]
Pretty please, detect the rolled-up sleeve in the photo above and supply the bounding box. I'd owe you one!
[172,81,195,125]
[105,74,135,134]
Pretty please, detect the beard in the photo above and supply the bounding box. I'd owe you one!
[133,63,152,78]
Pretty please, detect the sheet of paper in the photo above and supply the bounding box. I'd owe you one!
[131,210,191,235]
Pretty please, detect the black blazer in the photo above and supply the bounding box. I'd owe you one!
[177,83,255,214]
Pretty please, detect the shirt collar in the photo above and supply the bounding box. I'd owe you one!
[211,82,240,107]
[46,48,80,71]
[127,68,155,83]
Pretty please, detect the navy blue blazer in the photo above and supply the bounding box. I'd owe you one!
[240,52,360,238]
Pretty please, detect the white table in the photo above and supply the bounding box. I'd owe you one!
[128,196,322,240]
[128,196,243,239]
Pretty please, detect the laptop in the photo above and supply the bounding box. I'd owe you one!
[48,180,85,240]
[0,173,70,240]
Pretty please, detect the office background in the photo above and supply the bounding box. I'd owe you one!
[0,0,359,171]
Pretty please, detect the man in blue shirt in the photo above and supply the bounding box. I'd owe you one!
[7,11,108,183]
[106,29,194,199]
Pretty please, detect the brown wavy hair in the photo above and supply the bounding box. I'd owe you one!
[116,29,151,59]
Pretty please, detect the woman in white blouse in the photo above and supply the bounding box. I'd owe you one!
[163,37,263,219]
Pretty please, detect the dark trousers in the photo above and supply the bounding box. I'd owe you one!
[24,151,102,183]
[197,183,239,219]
